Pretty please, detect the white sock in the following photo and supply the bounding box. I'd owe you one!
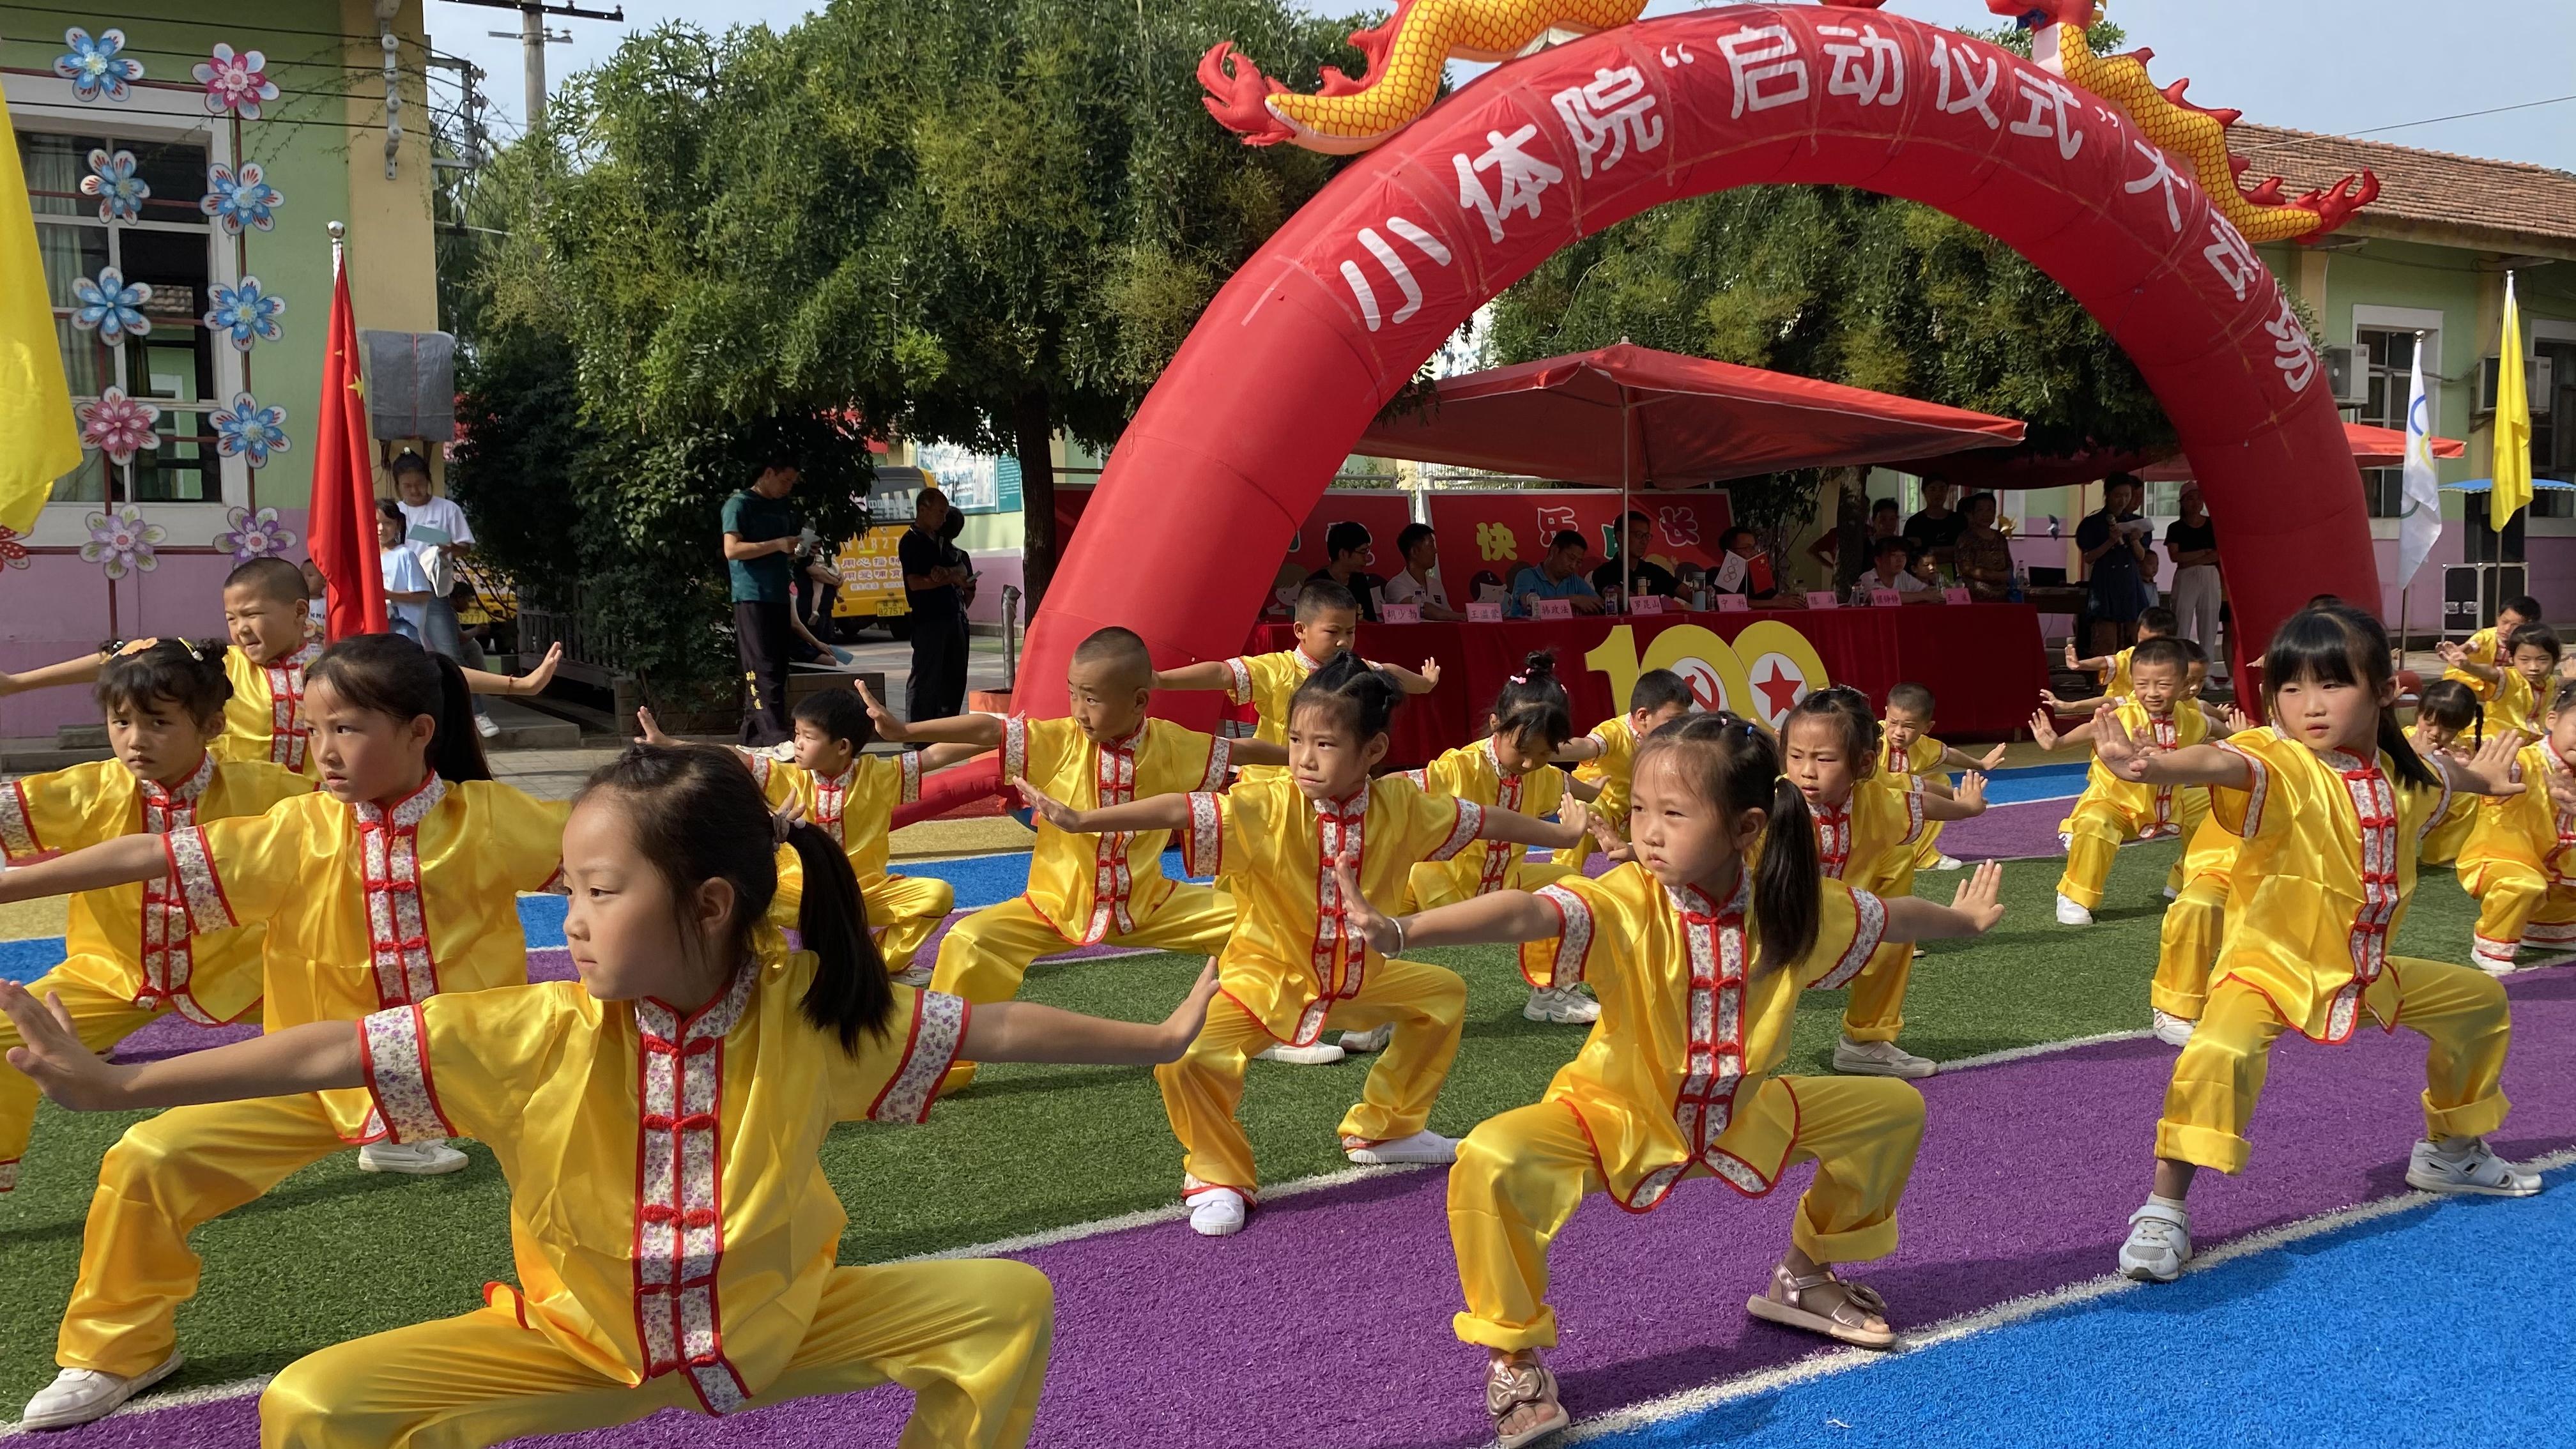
[2147,1193,2189,1215]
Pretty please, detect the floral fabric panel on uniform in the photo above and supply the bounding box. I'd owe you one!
[358,947,970,1414]
[2453,742,2576,958]
[1888,733,1953,871]
[1405,739,1570,908]
[1003,714,1230,943]
[1179,772,1483,1047]
[1519,863,1886,1207]
[2063,700,2209,841]
[214,638,325,777]
[2206,729,2454,1042]
[1811,774,1924,893]
[1572,713,1640,841]
[168,774,569,1138]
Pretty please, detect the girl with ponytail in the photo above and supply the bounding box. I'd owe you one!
[2100,604,2547,1292]
[0,634,579,1429]
[1329,711,2004,1447]
[2409,677,2483,867]
[0,639,310,1203]
[3,741,1218,1443]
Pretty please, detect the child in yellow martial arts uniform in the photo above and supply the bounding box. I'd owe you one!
[869,627,1288,1087]
[2029,636,2207,926]
[1403,652,1612,1027]
[1881,681,2006,874]
[2436,594,2538,732]
[0,635,572,1430]
[639,686,977,984]
[1328,712,2004,1446]
[1561,668,1696,848]
[2110,604,2543,1285]
[1,741,1223,1447]
[2454,677,2576,974]
[2058,604,2181,706]
[1782,687,1988,1080]
[0,640,311,1193]
[2410,678,2483,868]
[2439,620,2557,746]
[1152,576,1437,780]
[1017,652,1588,1238]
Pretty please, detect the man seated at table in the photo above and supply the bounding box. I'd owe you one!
[1713,526,1781,603]
[1509,530,1605,617]
[1589,510,1678,600]
[1858,535,1929,599]
[1381,521,1468,621]
[1952,491,2015,602]
[1306,520,1386,622]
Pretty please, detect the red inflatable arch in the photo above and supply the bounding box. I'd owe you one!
[1016,4,2373,720]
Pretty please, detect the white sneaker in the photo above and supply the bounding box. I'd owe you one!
[2119,1200,2191,1282]
[1344,1129,1458,1166]
[2406,1137,2542,1197]
[1187,1188,1248,1237]
[475,712,502,739]
[2151,1009,2196,1048]
[19,1351,181,1430]
[2161,885,2180,901]
[889,962,933,988]
[1337,1023,1393,1054]
[2055,893,2094,926]
[1831,1036,1937,1079]
[1523,986,1600,1024]
[1929,854,1965,871]
[2472,949,2518,977]
[1254,1041,1345,1066]
[358,1139,469,1176]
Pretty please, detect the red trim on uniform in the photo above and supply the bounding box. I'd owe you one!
[865,990,931,1121]
[483,1280,532,1330]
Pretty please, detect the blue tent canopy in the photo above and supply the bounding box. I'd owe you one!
[2441,478,2575,492]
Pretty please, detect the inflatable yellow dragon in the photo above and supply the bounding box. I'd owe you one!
[1200,0,2374,242]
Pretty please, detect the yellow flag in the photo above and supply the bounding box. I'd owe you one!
[2491,273,2533,533]
[0,79,80,535]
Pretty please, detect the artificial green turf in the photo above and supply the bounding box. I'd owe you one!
[0,849,2493,1408]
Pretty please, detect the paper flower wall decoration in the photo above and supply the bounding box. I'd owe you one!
[54,28,143,104]
[216,506,298,562]
[200,162,282,235]
[203,277,284,351]
[80,148,147,224]
[82,507,164,580]
[71,266,152,344]
[0,526,29,572]
[211,392,289,467]
[193,44,279,120]
[77,387,162,466]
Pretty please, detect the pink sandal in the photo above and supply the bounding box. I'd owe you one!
[1744,1260,1897,1349]
[1485,1352,1570,1448]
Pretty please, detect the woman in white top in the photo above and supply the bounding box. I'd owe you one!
[1383,522,1468,620]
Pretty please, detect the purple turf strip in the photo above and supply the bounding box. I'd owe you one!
[1930,797,2074,862]
[54,967,2576,1449]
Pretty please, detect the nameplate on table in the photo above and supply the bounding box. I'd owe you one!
[1627,594,1665,616]
[1805,591,1840,610]
[1535,598,1575,620]
[1869,588,1905,608]
[1715,594,1750,613]
[1466,601,1505,622]
[1942,586,1972,605]
[1381,603,1422,624]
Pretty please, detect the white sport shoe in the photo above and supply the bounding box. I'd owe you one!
[2472,949,2518,977]
[1254,1041,1345,1066]
[2151,1010,2196,1048]
[19,1351,181,1430]
[1187,1188,1248,1237]
[1832,1036,1937,1079]
[2055,893,2094,926]
[475,712,502,740]
[2119,1200,2191,1282]
[1929,854,1965,871]
[358,1139,469,1176]
[1337,1023,1393,1054]
[889,962,933,988]
[2161,885,2179,901]
[1344,1129,1459,1166]
[1523,986,1600,1024]
[2406,1137,2542,1197]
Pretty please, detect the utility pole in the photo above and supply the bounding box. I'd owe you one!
[443,0,624,138]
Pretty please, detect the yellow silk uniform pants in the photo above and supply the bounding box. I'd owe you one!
[863,873,958,976]
[0,958,167,1190]
[1158,956,1465,1197]
[2057,791,2206,912]
[2464,861,2576,958]
[2154,964,2511,1175]
[57,1092,364,1377]
[931,884,1239,1092]
[1910,817,1949,871]
[2152,879,2229,1020]
[1447,1078,1924,1353]
[258,1259,1053,1449]
[1841,855,1917,1045]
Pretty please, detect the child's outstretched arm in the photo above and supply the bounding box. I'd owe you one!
[855,680,1003,749]
[1943,742,2010,772]
[1,981,359,1111]
[2442,731,2534,801]
[1375,659,1441,694]
[1332,855,1561,951]
[912,742,990,772]
[1016,779,1193,834]
[1880,860,2005,942]
[0,834,173,904]
[1563,772,1606,803]
[463,641,563,698]
[1483,796,1595,852]
[2435,641,2500,684]
[1552,735,1608,764]
[960,961,1222,1066]
[2091,704,2251,788]
[1230,738,1289,767]
[0,651,107,698]
[1151,661,1238,692]
[2027,708,2092,753]
[1919,772,1988,821]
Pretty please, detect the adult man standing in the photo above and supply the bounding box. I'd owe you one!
[901,486,972,721]
[1509,530,1605,617]
[2165,485,2223,677]
[1902,479,1966,569]
[1590,510,1678,600]
[388,450,496,738]
[721,452,802,746]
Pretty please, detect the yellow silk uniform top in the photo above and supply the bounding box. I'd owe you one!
[2102,646,2135,701]
[1885,733,1943,785]
[1179,773,1485,1045]
[1406,739,1568,899]
[0,754,310,1023]
[213,638,324,777]
[169,774,569,1138]
[1002,715,1232,944]
[2209,729,2453,1043]
[2455,742,2576,885]
[1220,648,1326,781]
[740,749,920,909]
[2073,701,2209,838]
[359,946,970,1416]
[1521,864,1887,1209]
[1812,774,1924,894]
[1573,714,1640,839]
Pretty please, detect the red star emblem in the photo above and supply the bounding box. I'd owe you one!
[1754,660,1805,718]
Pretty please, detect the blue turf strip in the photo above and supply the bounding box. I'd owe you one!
[1586,1168,2575,1448]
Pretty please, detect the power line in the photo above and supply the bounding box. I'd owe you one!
[2241,93,2576,151]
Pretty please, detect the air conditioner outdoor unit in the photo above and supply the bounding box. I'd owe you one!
[2324,344,2368,406]
[2480,355,2554,415]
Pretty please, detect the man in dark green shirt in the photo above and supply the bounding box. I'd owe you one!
[721,455,802,745]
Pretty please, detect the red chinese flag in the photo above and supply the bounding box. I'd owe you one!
[307,252,385,638]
